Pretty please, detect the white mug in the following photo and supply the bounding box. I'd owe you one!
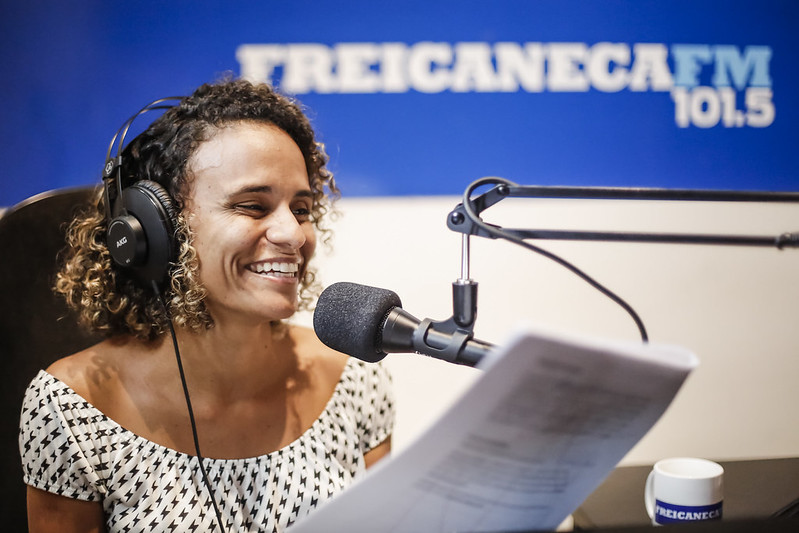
[644,457,724,526]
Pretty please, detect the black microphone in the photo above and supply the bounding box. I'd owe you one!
[313,282,493,367]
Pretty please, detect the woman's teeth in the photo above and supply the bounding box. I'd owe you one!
[250,262,300,277]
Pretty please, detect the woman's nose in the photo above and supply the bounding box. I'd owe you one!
[265,206,307,249]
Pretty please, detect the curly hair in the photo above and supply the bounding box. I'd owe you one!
[55,79,339,340]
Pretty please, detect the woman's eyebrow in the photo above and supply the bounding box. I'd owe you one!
[227,185,314,199]
[229,184,273,196]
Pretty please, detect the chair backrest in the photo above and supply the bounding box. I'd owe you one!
[0,186,103,530]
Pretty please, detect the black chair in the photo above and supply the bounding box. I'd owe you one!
[0,186,103,530]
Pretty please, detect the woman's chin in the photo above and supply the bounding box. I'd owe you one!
[260,299,300,321]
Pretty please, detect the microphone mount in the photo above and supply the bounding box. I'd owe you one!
[414,214,485,367]
[402,280,484,367]
[442,177,799,346]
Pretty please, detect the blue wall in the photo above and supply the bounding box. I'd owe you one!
[1,0,797,206]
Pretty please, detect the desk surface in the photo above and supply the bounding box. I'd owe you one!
[573,457,799,530]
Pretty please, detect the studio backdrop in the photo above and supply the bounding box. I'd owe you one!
[1,0,797,207]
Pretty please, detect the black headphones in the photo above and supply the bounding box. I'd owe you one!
[102,97,184,288]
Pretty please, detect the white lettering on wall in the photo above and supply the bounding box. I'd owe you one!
[629,44,674,91]
[236,41,774,128]
[494,42,545,92]
[588,42,631,92]
[408,42,452,93]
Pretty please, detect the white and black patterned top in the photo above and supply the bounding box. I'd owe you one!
[19,358,394,533]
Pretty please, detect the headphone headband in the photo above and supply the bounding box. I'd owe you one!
[103,96,185,288]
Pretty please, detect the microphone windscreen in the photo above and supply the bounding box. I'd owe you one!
[313,282,402,362]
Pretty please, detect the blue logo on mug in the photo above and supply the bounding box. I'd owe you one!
[655,500,723,524]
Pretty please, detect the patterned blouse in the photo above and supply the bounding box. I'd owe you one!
[19,358,394,532]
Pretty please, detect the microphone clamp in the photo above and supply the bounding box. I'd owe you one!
[380,306,492,367]
[413,317,486,367]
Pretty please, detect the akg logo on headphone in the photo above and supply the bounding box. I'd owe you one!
[116,236,128,248]
[103,160,116,178]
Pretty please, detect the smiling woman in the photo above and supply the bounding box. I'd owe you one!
[18,79,395,533]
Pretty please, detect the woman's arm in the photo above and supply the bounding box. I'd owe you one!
[27,486,106,533]
[363,436,392,468]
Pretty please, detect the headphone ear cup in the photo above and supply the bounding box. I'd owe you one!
[107,180,179,286]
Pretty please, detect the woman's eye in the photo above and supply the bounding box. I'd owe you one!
[236,204,266,214]
[293,207,312,220]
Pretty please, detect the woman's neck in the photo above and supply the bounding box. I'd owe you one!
[170,318,298,397]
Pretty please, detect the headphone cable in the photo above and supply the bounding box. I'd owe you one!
[152,281,227,532]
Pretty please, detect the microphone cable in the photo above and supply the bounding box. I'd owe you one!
[152,281,227,533]
[461,177,649,343]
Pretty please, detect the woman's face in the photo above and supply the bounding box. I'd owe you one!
[184,121,316,324]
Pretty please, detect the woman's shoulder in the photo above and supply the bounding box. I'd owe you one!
[46,342,103,400]
[45,336,158,406]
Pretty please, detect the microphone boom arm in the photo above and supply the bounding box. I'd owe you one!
[447,180,799,249]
